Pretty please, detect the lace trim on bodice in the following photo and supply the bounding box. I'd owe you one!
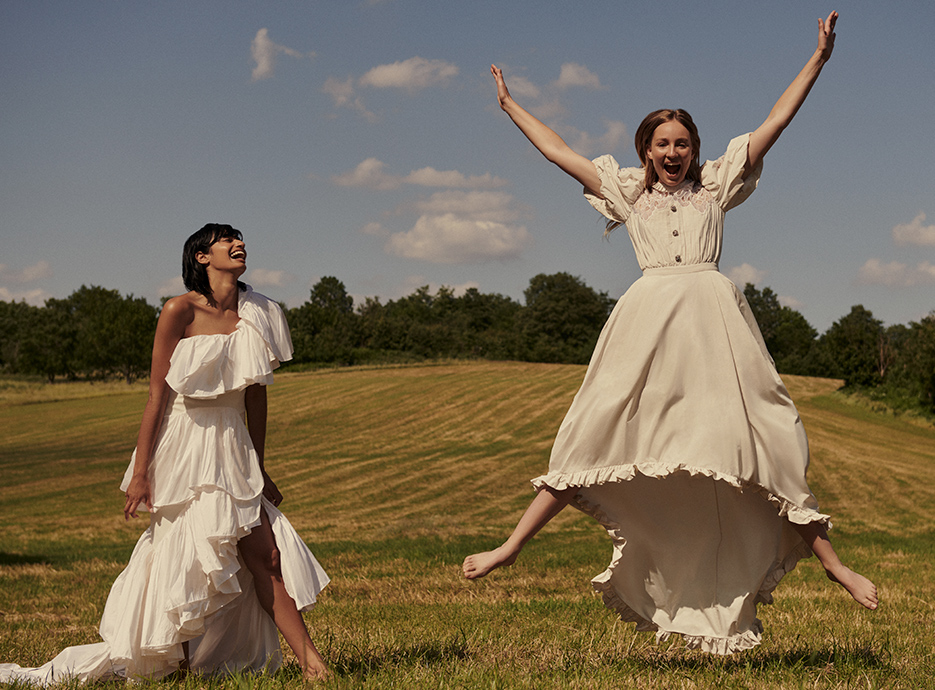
[632,179,715,220]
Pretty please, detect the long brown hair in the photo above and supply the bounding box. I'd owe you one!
[634,109,701,191]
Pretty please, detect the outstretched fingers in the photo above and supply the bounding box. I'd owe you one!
[818,10,838,59]
[490,64,511,109]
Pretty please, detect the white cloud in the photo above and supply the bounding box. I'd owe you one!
[359,57,458,91]
[892,212,935,246]
[564,120,627,157]
[0,260,51,284]
[386,214,531,264]
[504,74,540,100]
[332,158,401,190]
[0,287,49,305]
[529,98,567,124]
[402,167,507,189]
[553,62,603,90]
[858,258,935,287]
[360,222,387,237]
[727,263,767,286]
[250,28,307,82]
[401,190,529,224]
[333,159,507,191]
[157,275,186,299]
[779,295,804,310]
[322,76,377,122]
[248,268,294,288]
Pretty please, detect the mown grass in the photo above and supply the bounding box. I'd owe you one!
[2,362,933,688]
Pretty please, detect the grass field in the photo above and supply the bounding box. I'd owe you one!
[1,361,933,688]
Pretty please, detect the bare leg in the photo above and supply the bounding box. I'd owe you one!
[792,521,878,610]
[463,485,577,579]
[238,509,330,680]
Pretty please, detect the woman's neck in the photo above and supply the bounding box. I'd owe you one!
[206,272,241,312]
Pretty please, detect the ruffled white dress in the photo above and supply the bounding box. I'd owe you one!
[531,134,826,654]
[1,287,329,685]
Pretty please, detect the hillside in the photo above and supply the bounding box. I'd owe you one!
[1,362,932,688]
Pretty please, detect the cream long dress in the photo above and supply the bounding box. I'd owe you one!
[531,134,827,654]
[0,287,329,685]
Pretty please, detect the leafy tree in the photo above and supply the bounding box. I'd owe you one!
[457,288,522,360]
[289,277,359,364]
[521,272,615,364]
[820,305,885,387]
[55,286,157,383]
[0,300,36,374]
[19,298,79,382]
[883,313,935,412]
[742,284,818,375]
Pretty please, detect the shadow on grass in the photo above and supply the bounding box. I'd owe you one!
[329,635,471,678]
[650,644,889,673]
[0,552,51,566]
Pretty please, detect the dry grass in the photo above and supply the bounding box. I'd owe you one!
[1,363,933,688]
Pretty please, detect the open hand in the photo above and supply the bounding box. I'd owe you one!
[818,11,837,61]
[490,64,512,110]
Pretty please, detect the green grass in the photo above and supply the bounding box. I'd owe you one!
[2,362,934,688]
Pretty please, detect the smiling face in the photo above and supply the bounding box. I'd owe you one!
[634,109,702,191]
[198,235,248,277]
[646,120,693,188]
[182,224,247,298]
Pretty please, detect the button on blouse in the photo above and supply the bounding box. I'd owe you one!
[584,133,763,271]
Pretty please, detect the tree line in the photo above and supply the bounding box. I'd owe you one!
[1,277,932,416]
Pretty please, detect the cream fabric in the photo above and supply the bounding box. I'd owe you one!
[533,134,826,654]
[1,287,328,685]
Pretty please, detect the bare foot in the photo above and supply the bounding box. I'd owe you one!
[826,565,879,610]
[462,544,518,579]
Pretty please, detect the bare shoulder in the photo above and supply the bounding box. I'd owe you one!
[158,292,199,333]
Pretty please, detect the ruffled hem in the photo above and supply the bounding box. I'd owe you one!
[590,527,813,654]
[536,461,820,655]
[531,460,830,526]
[96,491,328,680]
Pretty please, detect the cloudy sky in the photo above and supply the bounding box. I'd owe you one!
[2,0,933,331]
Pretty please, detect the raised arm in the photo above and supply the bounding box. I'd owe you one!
[746,11,838,175]
[491,65,603,196]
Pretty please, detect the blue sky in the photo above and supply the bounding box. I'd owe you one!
[2,0,933,332]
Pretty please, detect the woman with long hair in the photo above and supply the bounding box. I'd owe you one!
[464,12,877,654]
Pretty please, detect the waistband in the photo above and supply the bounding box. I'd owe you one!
[642,262,719,276]
[164,388,246,416]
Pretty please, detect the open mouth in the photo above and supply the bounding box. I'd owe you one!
[663,162,681,177]
[231,249,246,260]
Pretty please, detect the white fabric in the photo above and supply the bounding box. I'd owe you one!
[534,134,826,654]
[1,287,327,685]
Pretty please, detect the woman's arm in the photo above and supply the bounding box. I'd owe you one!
[491,65,603,196]
[245,383,283,506]
[746,11,838,174]
[124,297,190,520]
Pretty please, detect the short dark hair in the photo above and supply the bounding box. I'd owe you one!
[634,109,702,191]
[182,223,247,298]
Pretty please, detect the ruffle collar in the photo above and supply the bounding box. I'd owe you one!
[165,286,293,399]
